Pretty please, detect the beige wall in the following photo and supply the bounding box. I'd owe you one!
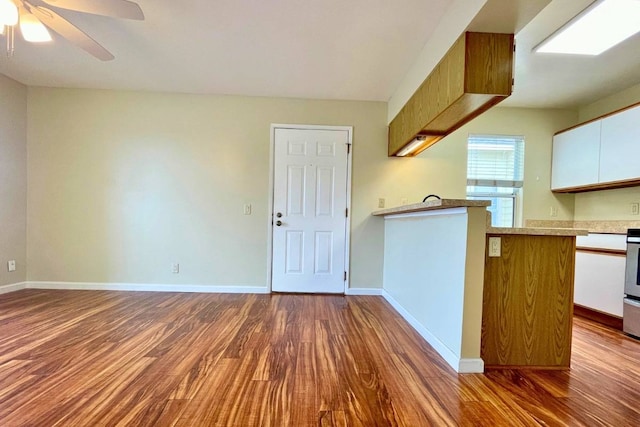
[574,83,640,221]
[0,75,27,287]
[411,106,578,222]
[25,87,578,289]
[27,88,400,288]
[578,82,640,122]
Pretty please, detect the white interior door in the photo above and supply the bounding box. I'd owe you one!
[272,127,350,293]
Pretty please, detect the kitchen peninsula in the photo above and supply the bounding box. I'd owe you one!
[373,199,586,373]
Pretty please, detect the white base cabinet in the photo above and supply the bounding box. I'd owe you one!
[574,252,625,317]
[574,234,626,317]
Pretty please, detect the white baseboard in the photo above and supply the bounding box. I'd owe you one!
[345,287,383,296]
[0,281,27,295]
[381,290,483,374]
[25,281,270,294]
[458,358,485,373]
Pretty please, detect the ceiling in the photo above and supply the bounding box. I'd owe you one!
[1,0,639,110]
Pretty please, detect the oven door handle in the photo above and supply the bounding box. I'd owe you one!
[637,250,640,286]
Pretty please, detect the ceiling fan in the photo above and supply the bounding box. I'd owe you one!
[0,0,144,60]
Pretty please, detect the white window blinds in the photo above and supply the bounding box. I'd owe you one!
[467,134,525,188]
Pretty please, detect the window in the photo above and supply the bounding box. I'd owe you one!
[466,134,525,227]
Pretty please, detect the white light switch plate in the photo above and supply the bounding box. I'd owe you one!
[488,237,501,257]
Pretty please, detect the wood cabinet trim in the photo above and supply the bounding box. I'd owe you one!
[574,304,623,330]
[551,177,640,193]
[576,247,626,257]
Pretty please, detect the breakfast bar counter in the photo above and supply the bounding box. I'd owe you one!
[374,199,587,372]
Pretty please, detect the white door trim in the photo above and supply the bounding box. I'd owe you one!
[267,124,353,293]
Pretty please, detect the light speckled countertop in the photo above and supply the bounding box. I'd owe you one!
[526,219,640,235]
[486,226,587,236]
[371,199,490,216]
[372,200,588,236]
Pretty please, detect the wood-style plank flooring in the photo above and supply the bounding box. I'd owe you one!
[1,290,639,426]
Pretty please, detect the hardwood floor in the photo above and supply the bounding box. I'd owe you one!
[1,290,639,426]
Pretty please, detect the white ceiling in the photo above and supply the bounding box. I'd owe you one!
[504,0,640,108]
[1,0,639,110]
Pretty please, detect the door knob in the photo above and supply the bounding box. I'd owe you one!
[276,212,283,218]
[276,220,283,226]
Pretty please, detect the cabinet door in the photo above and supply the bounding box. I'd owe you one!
[574,251,625,316]
[551,120,601,190]
[599,105,640,184]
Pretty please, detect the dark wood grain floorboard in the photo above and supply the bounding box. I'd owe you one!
[1,290,640,426]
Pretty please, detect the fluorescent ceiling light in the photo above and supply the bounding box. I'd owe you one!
[535,0,640,55]
[397,136,427,157]
[0,0,18,26]
[19,12,52,42]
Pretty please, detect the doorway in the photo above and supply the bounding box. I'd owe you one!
[269,125,352,293]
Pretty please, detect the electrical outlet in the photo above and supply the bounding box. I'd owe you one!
[172,263,180,274]
[243,204,252,215]
[7,260,16,272]
[631,203,639,215]
[488,237,501,257]
[378,198,385,208]
[549,206,558,217]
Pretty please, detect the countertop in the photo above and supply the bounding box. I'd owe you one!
[372,200,588,236]
[371,199,490,216]
[526,219,640,235]
[486,226,587,236]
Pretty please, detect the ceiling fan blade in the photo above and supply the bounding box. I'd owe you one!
[41,0,144,20]
[29,6,115,61]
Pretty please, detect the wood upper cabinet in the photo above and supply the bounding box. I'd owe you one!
[599,105,640,184]
[388,32,514,157]
[551,120,601,191]
[551,103,640,193]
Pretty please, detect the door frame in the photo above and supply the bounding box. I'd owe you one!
[267,124,353,293]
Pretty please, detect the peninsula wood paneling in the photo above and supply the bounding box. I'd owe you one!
[482,235,576,369]
[388,32,514,156]
[1,290,640,425]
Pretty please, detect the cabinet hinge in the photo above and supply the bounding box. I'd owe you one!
[344,271,347,281]
[345,208,349,217]
[347,144,351,154]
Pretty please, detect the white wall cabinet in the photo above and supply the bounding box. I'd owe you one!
[551,103,640,192]
[551,120,601,190]
[599,105,640,183]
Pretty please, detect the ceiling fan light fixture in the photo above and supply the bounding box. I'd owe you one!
[0,0,19,26]
[20,12,52,42]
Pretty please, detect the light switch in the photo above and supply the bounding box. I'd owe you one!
[244,204,252,215]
